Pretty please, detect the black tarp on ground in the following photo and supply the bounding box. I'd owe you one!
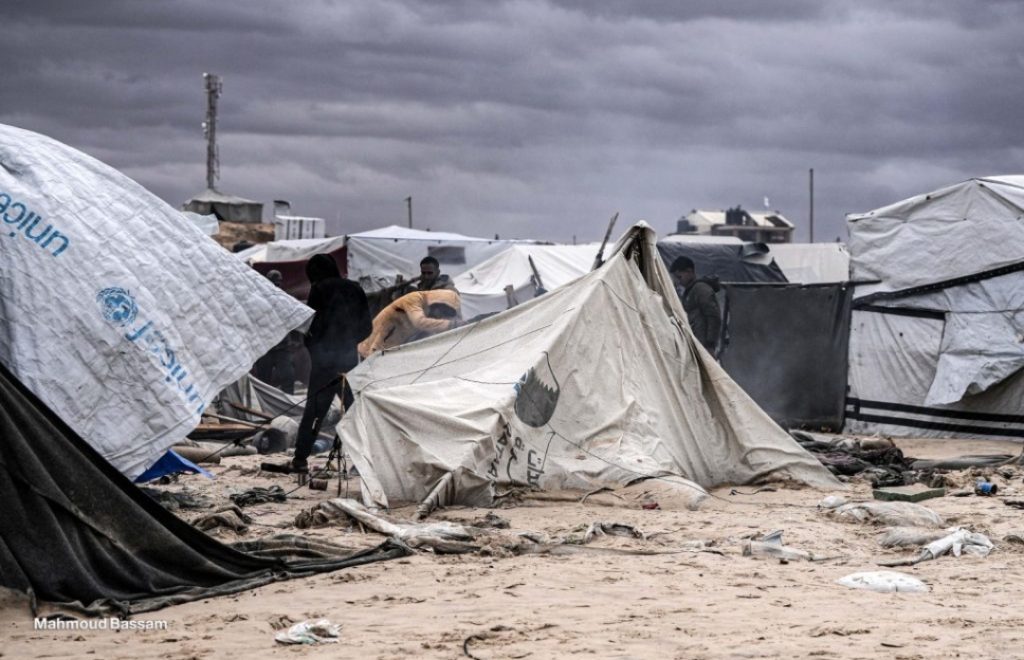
[656,241,788,283]
[0,361,409,616]
[719,282,853,431]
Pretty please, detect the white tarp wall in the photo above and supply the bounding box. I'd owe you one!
[345,225,525,292]
[340,224,838,509]
[453,243,599,319]
[769,243,850,284]
[0,124,313,477]
[845,176,1024,440]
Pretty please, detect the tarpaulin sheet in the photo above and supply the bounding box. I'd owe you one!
[453,243,599,319]
[0,124,313,477]
[339,224,838,509]
[0,361,408,615]
[346,225,527,292]
[720,283,853,431]
[656,241,788,284]
[768,243,850,284]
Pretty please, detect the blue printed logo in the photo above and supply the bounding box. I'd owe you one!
[96,287,205,416]
[96,287,138,327]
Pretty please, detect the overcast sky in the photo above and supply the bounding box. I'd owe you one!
[3,1,1023,242]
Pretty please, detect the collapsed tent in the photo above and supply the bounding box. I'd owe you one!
[845,176,1024,439]
[0,124,312,477]
[452,243,600,319]
[339,224,838,510]
[0,360,407,615]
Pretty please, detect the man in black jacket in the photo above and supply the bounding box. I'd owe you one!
[669,256,721,355]
[291,254,372,473]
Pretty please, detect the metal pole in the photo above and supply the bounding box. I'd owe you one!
[809,168,815,243]
[405,196,412,228]
[203,73,221,191]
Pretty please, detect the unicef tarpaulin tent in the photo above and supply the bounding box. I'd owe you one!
[846,176,1024,439]
[0,124,313,477]
[339,224,838,511]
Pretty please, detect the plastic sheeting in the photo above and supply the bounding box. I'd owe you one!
[845,176,1024,438]
[339,224,839,510]
[721,283,853,430]
[656,241,788,284]
[346,225,526,292]
[0,361,408,614]
[768,243,850,284]
[0,124,313,477]
[845,307,1024,439]
[848,176,1024,298]
[452,243,599,319]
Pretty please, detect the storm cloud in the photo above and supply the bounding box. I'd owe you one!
[2,0,1023,241]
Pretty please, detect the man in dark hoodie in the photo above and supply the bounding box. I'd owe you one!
[291,254,372,473]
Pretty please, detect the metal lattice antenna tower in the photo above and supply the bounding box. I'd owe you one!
[202,73,222,191]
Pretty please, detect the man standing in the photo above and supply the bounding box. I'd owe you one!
[669,256,721,355]
[416,256,457,292]
[291,254,372,473]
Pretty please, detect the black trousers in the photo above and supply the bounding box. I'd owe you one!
[292,361,354,469]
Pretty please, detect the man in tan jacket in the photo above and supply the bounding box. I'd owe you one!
[358,289,461,358]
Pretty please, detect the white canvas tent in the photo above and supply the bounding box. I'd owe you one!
[769,243,850,284]
[339,224,838,510]
[0,124,312,477]
[345,225,526,292]
[452,243,600,319]
[845,176,1024,440]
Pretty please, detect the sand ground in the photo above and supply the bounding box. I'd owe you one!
[4,437,1024,659]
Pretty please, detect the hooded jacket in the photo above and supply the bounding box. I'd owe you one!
[304,254,372,369]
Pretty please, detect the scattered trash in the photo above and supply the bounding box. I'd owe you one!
[1004,500,1024,510]
[274,619,341,645]
[872,485,945,503]
[975,480,998,496]
[582,522,645,543]
[879,528,994,567]
[1003,534,1024,545]
[837,571,928,593]
[192,506,252,534]
[641,501,660,510]
[308,478,329,491]
[140,487,211,511]
[876,527,947,549]
[828,501,944,528]
[230,485,287,507]
[742,530,813,562]
[471,512,511,529]
[818,495,847,510]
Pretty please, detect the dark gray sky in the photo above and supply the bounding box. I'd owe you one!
[3,1,1023,242]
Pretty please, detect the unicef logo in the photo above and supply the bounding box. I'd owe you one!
[96,287,138,327]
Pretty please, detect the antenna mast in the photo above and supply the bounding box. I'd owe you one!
[202,73,222,190]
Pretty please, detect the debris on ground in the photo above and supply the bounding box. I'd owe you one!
[140,487,212,511]
[230,485,287,507]
[273,619,341,645]
[827,501,945,528]
[876,526,948,548]
[879,528,994,567]
[192,506,252,534]
[836,571,929,593]
[872,485,945,502]
[741,530,816,562]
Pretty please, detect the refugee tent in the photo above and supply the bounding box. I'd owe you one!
[845,176,1024,439]
[452,243,600,319]
[656,240,788,284]
[339,224,839,511]
[0,124,312,477]
[0,360,406,615]
[241,236,348,300]
[346,225,526,292]
[769,243,850,284]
